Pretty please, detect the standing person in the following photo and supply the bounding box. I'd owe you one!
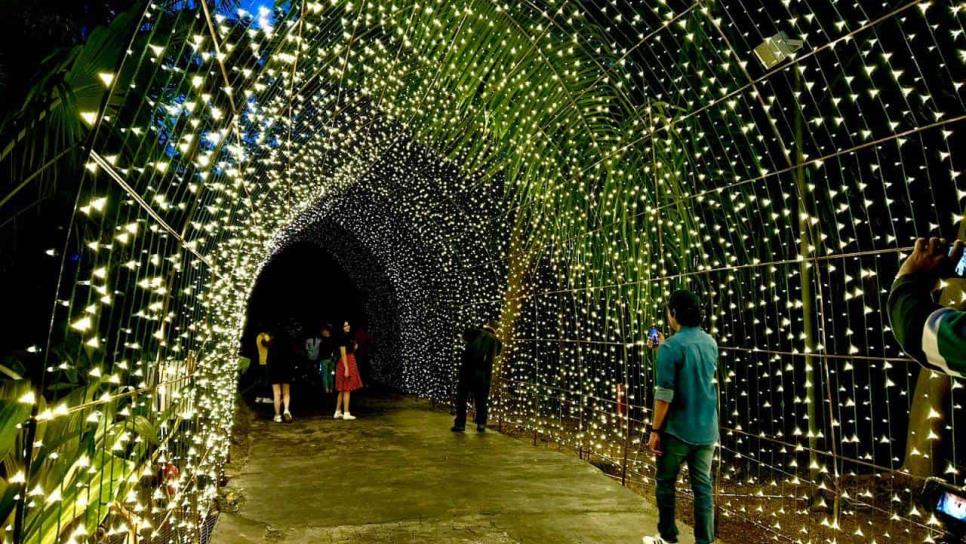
[451,321,502,433]
[256,328,272,368]
[644,290,718,544]
[304,326,323,388]
[268,319,299,423]
[334,320,363,420]
[318,324,336,394]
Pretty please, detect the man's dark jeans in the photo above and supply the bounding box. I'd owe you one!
[454,373,490,428]
[656,433,715,544]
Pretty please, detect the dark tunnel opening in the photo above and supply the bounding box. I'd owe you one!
[238,240,398,411]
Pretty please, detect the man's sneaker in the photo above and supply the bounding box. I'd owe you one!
[342,412,357,420]
[451,425,465,432]
[333,411,343,419]
[283,411,293,423]
[273,415,282,423]
[476,424,486,433]
[643,536,677,544]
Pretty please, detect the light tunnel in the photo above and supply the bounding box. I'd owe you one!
[1,0,964,543]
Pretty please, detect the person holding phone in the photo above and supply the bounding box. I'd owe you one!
[887,237,965,378]
[643,289,719,544]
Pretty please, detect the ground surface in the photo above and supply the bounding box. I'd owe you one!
[211,393,696,544]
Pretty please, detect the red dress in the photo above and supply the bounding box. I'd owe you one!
[336,354,363,392]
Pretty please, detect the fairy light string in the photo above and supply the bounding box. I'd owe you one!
[4,1,964,543]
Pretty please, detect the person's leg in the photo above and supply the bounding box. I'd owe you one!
[344,391,351,413]
[322,360,334,393]
[655,434,688,543]
[335,391,343,415]
[453,376,470,430]
[686,444,716,544]
[282,383,291,413]
[473,379,490,428]
[272,384,282,416]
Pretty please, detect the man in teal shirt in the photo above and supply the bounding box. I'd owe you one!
[644,289,719,544]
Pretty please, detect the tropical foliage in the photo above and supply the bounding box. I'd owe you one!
[1,1,964,543]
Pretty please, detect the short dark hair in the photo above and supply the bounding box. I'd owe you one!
[667,289,702,327]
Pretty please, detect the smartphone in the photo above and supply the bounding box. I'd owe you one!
[647,326,660,348]
[954,247,966,278]
[937,491,966,521]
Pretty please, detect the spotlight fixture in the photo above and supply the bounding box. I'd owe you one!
[754,31,804,69]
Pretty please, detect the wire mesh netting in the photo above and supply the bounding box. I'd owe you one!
[0,0,964,543]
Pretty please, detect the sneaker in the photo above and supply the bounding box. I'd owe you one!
[451,425,465,432]
[283,411,293,423]
[333,411,343,419]
[342,413,357,420]
[643,536,676,544]
[273,415,282,423]
[476,424,486,433]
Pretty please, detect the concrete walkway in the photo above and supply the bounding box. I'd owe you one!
[212,394,693,544]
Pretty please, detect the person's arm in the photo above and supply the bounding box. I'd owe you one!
[888,238,966,378]
[651,400,671,434]
[340,346,348,376]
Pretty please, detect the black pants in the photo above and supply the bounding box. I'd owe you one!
[454,375,491,428]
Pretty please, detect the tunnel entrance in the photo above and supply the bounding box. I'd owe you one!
[239,241,381,413]
[244,242,367,339]
[7,1,964,543]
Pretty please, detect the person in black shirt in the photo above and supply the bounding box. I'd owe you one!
[452,321,502,432]
[267,318,300,422]
[334,321,363,420]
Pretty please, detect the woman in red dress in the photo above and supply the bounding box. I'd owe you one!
[334,320,363,420]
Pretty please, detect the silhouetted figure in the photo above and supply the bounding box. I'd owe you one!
[334,320,363,420]
[452,321,502,433]
[267,318,301,423]
[318,324,336,393]
[304,328,323,385]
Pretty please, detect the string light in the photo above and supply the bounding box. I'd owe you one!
[6,1,964,543]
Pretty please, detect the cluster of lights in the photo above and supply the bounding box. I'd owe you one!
[4,1,963,544]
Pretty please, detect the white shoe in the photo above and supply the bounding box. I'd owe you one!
[333,411,343,419]
[342,412,356,420]
[273,415,282,423]
[643,536,676,544]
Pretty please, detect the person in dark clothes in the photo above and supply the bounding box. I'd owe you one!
[452,321,502,433]
[268,319,301,423]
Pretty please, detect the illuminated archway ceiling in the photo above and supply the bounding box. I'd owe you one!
[53,0,965,541]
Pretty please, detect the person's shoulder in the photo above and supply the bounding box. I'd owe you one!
[657,338,680,357]
[663,332,685,347]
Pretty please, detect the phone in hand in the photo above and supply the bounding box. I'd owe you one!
[953,245,966,278]
[647,326,660,348]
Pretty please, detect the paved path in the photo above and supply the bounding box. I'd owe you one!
[211,394,693,544]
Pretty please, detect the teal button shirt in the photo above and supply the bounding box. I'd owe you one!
[654,326,719,445]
